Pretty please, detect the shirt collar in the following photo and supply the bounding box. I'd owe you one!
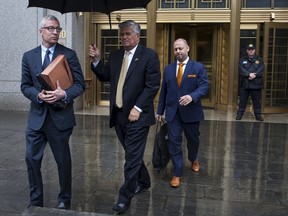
[126,45,138,55]
[41,44,56,54]
[177,57,189,65]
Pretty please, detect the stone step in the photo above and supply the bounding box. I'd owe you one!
[21,207,112,216]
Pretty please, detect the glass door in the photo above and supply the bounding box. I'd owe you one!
[263,22,288,113]
[94,24,147,106]
[174,24,217,108]
[194,27,217,108]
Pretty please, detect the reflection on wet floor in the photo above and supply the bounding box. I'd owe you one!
[0,110,287,216]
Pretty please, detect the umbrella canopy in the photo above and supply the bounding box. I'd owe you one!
[28,0,151,14]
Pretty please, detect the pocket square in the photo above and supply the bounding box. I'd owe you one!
[188,74,197,78]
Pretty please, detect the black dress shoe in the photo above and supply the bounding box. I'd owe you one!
[135,185,150,194]
[112,201,131,214]
[236,115,242,120]
[255,115,264,121]
[28,204,43,208]
[55,201,71,210]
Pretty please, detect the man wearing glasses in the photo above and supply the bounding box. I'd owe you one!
[21,15,85,210]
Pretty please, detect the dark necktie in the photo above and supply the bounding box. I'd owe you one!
[42,49,51,70]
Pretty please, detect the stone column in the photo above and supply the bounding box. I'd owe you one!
[228,0,241,109]
[146,0,157,50]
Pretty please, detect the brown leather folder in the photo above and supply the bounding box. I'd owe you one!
[40,55,73,90]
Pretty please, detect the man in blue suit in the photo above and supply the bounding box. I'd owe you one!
[156,38,209,188]
[89,20,160,214]
[21,15,85,209]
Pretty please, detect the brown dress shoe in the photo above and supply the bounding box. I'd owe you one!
[192,161,200,172]
[170,176,181,188]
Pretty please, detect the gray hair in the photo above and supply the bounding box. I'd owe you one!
[39,15,60,28]
[118,20,141,35]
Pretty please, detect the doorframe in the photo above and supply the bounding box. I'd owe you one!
[263,22,288,113]
[171,24,219,109]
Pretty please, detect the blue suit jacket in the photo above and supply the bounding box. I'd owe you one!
[21,43,85,130]
[91,44,161,128]
[157,59,209,122]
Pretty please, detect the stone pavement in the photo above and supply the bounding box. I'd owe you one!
[0,110,287,216]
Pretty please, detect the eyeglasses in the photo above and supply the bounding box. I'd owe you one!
[41,26,62,33]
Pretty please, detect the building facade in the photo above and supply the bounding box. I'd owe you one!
[85,0,288,113]
[0,1,85,111]
[0,0,287,113]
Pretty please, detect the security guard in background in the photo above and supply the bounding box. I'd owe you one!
[236,44,264,121]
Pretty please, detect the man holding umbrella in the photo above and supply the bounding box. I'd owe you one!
[89,20,160,214]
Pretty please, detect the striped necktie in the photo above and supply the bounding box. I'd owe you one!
[42,49,51,70]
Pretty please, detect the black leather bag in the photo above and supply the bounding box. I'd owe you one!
[49,100,67,111]
[152,120,170,173]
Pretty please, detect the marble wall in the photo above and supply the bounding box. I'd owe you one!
[0,0,85,111]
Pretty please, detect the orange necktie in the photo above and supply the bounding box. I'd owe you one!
[177,63,184,87]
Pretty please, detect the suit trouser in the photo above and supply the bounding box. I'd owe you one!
[167,112,200,177]
[237,89,262,115]
[25,111,73,206]
[113,107,151,204]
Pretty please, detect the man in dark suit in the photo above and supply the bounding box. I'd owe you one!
[21,15,85,209]
[89,20,160,214]
[156,38,209,188]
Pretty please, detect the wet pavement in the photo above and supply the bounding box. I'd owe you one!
[0,110,287,216]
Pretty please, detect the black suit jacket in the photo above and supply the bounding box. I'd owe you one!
[21,43,85,130]
[91,45,161,127]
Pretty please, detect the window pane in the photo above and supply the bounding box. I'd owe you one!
[158,0,189,9]
[240,30,257,37]
[244,0,270,8]
[197,0,228,8]
[266,28,288,107]
[240,29,257,56]
[275,0,288,7]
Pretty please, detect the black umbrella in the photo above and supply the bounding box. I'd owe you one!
[28,0,151,27]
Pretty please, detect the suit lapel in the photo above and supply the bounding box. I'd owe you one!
[34,43,64,75]
[115,49,126,82]
[115,45,142,83]
[183,60,193,77]
[33,46,42,75]
[171,62,178,87]
[179,60,193,86]
[52,43,63,60]
[125,45,142,80]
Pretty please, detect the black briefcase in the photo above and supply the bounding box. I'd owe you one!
[152,120,170,173]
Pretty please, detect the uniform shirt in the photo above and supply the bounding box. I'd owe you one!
[239,55,264,89]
